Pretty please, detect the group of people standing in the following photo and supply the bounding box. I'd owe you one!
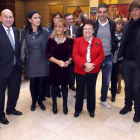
[0,0,140,125]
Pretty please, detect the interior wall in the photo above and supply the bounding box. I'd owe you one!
[15,0,25,30]
[99,0,118,4]
[15,0,89,28]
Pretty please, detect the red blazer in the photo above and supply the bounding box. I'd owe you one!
[73,36,104,75]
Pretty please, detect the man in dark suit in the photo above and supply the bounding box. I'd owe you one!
[64,13,78,91]
[0,9,22,125]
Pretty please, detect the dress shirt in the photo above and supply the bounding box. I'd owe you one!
[2,24,15,44]
[68,26,73,37]
[85,36,93,63]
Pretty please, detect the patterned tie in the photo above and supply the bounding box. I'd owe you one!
[7,28,16,65]
[68,26,71,36]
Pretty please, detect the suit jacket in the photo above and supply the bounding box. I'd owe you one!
[72,25,78,37]
[0,23,21,77]
[73,36,104,75]
[77,25,83,38]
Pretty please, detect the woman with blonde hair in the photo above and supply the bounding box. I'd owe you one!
[45,18,73,115]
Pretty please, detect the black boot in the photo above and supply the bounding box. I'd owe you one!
[51,86,58,114]
[62,86,68,115]
[38,101,46,110]
[31,101,36,111]
[52,104,57,114]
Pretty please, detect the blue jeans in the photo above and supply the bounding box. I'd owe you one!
[122,59,140,113]
[100,57,112,102]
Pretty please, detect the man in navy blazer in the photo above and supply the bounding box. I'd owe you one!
[64,13,78,91]
[0,9,22,125]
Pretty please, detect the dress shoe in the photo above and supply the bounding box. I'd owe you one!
[74,112,80,117]
[63,105,68,115]
[133,113,140,123]
[69,86,76,91]
[30,104,36,111]
[120,107,132,115]
[111,95,115,102]
[0,117,9,125]
[38,102,46,110]
[7,109,22,115]
[52,104,57,114]
[89,112,94,118]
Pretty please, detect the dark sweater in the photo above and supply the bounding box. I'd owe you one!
[123,18,140,61]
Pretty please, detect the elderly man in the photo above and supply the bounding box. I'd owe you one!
[118,0,140,123]
[0,9,22,125]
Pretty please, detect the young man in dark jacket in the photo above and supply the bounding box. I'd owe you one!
[94,3,115,109]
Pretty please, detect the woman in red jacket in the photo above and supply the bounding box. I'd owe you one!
[73,19,104,118]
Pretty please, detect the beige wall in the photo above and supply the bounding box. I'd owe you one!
[15,0,89,28]
[118,0,133,4]
[15,0,25,30]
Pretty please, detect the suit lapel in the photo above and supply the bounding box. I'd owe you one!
[0,24,15,52]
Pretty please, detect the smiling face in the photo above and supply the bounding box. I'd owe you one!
[54,21,67,37]
[83,24,94,40]
[28,13,41,28]
[0,9,14,28]
[65,15,73,26]
[98,7,108,23]
[53,14,61,22]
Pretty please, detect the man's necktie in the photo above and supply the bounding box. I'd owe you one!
[7,28,16,65]
[68,26,71,36]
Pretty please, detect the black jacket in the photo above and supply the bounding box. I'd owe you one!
[94,19,116,54]
[0,24,21,77]
[118,21,140,68]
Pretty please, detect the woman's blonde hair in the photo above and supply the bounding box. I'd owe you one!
[51,18,71,38]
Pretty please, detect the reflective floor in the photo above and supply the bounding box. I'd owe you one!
[0,72,140,140]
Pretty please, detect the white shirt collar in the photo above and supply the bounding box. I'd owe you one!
[2,24,13,31]
[85,36,93,44]
[98,18,108,26]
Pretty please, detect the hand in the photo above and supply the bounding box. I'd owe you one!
[84,63,95,70]
[64,61,69,67]
[57,60,65,67]
[72,34,76,39]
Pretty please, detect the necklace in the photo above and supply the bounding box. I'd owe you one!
[55,36,66,44]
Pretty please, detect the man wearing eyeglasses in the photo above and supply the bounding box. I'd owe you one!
[0,9,22,125]
[118,0,140,123]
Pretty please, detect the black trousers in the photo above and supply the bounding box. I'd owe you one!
[122,59,140,113]
[30,77,45,103]
[69,64,76,88]
[0,64,22,118]
[111,63,119,96]
[75,73,98,113]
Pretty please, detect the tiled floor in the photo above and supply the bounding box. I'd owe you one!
[0,73,140,140]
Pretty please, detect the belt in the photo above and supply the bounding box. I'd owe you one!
[104,55,112,59]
